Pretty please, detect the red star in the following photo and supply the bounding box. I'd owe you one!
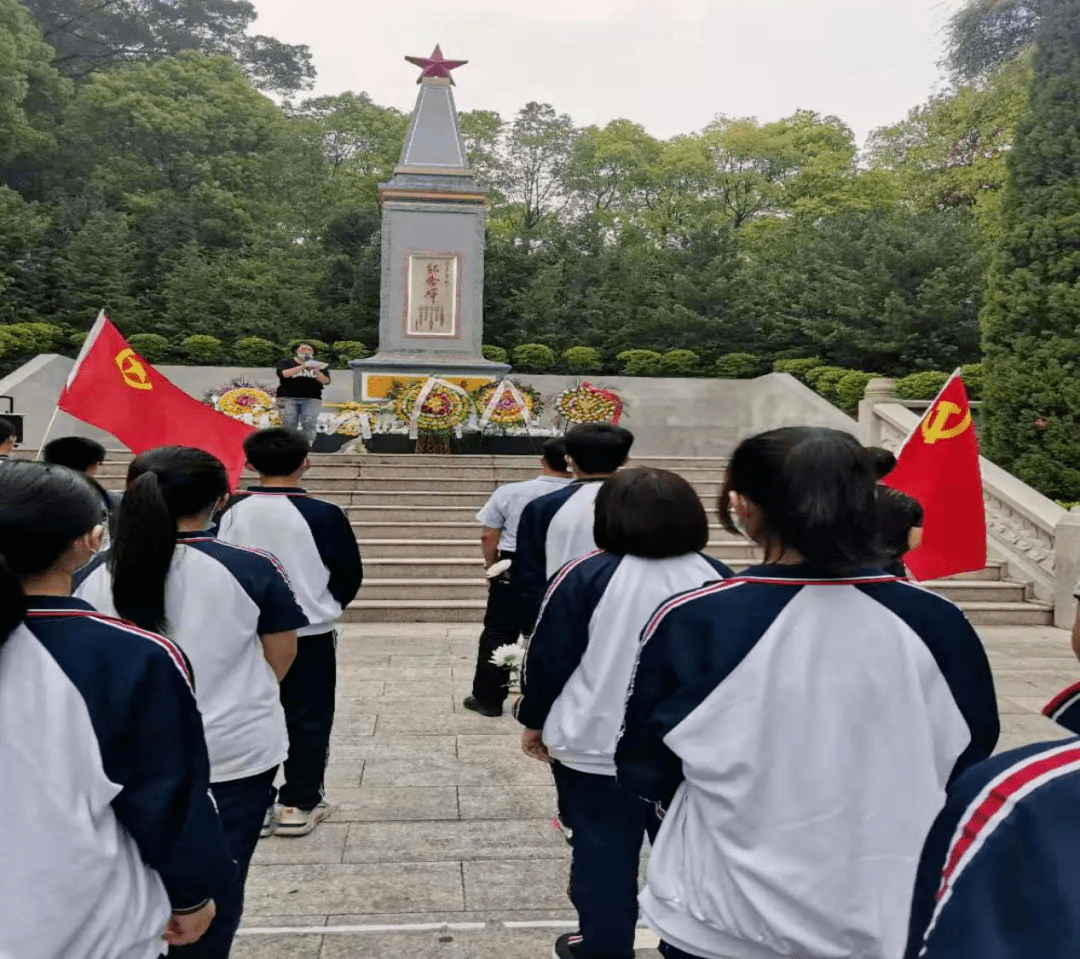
[405,44,468,85]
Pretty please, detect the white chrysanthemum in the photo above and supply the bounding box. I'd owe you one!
[490,643,525,668]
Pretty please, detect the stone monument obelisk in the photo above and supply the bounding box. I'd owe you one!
[350,45,509,401]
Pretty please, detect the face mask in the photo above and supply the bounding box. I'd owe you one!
[74,525,108,573]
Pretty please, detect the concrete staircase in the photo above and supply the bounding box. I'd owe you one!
[95,452,1053,627]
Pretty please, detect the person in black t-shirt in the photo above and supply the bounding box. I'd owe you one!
[276,343,330,444]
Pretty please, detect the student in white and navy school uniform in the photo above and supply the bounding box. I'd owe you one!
[75,446,306,959]
[517,468,732,959]
[217,428,363,837]
[0,461,232,959]
[513,423,634,637]
[463,436,573,718]
[616,427,1000,959]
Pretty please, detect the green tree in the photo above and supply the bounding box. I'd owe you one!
[511,342,556,372]
[331,340,366,364]
[563,346,601,374]
[944,0,1046,83]
[481,344,509,365]
[232,336,279,366]
[180,333,222,364]
[660,349,700,376]
[497,102,576,238]
[54,210,138,327]
[21,0,315,94]
[715,353,763,378]
[981,0,1080,499]
[617,349,663,377]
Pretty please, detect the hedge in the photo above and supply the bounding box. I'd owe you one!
[232,336,280,367]
[715,352,762,379]
[482,345,509,365]
[127,333,172,364]
[616,349,663,377]
[332,340,367,364]
[772,357,825,383]
[179,334,223,364]
[834,371,881,413]
[563,346,601,374]
[895,370,951,401]
[512,343,556,373]
[660,349,700,376]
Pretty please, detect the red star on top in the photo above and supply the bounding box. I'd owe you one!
[405,45,468,85]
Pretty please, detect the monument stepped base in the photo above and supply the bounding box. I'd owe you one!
[87,452,1054,627]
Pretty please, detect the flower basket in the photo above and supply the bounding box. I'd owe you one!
[204,380,279,426]
[554,382,624,424]
[472,380,543,432]
[390,378,473,437]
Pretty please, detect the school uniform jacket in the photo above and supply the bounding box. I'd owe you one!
[904,736,1080,959]
[514,479,605,635]
[217,486,363,635]
[517,550,732,776]
[0,598,233,959]
[75,533,307,783]
[616,564,1000,959]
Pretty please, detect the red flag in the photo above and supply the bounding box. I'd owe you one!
[58,314,254,488]
[883,370,986,581]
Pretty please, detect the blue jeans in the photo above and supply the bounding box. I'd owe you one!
[553,762,662,959]
[171,766,278,959]
[278,397,321,443]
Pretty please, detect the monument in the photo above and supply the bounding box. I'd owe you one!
[350,45,510,401]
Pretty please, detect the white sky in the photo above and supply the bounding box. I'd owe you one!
[250,0,963,145]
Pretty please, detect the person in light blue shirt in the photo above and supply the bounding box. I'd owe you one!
[463,437,572,717]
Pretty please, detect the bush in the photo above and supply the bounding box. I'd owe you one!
[807,366,860,403]
[0,322,64,357]
[127,333,173,364]
[179,334,223,364]
[834,371,881,413]
[68,331,87,352]
[482,345,510,365]
[715,352,763,379]
[616,349,663,377]
[332,340,367,364]
[660,350,700,376]
[563,346,602,374]
[895,370,951,400]
[960,362,983,400]
[511,343,556,373]
[232,336,280,367]
[773,357,825,383]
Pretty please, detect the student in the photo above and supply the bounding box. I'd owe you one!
[514,423,634,636]
[217,428,363,836]
[464,436,573,717]
[517,468,732,959]
[0,417,16,459]
[616,427,1000,959]
[75,445,306,959]
[0,461,232,959]
[42,434,119,518]
[904,728,1080,958]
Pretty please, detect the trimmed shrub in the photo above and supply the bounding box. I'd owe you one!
[812,367,858,403]
[179,334,223,365]
[127,333,173,364]
[616,349,663,377]
[834,371,881,414]
[332,340,368,364]
[512,343,556,373]
[563,346,602,374]
[232,336,280,367]
[0,322,64,357]
[482,345,509,365]
[68,331,87,352]
[895,370,951,401]
[773,357,825,383]
[660,349,700,376]
[715,352,763,379]
[960,362,983,400]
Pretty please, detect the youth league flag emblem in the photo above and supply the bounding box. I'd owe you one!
[55,312,255,488]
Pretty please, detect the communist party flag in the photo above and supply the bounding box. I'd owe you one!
[57,313,254,488]
[882,370,986,581]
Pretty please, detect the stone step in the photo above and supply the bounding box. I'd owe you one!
[917,580,1028,603]
[351,523,748,541]
[358,539,754,558]
[346,505,482,522]
[315,490,493,508]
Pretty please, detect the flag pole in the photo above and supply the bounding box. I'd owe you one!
[37,309,108,460]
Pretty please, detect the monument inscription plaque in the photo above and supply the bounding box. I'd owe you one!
[405,252,460,337]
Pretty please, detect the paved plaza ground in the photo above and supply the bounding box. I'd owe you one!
[234,622,1077,959]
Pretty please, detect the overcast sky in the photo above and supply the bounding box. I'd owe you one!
[250,0,963,145]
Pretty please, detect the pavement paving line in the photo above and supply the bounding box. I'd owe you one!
[238,923,487,935]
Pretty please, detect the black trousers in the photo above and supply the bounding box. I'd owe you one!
[470,552,518,708]
[171,766,277,959]
[553,762,662,959]
[658,945,703,959]
[277,631,337,811]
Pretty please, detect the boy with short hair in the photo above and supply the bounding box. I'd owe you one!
[217,428,362,837]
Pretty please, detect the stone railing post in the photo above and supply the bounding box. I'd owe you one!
[1054,507,1080,630]
[858,378,898,447]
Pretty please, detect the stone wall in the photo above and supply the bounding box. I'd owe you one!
[0,356,856,457]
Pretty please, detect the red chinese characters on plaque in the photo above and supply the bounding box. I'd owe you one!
[406,253,459,337]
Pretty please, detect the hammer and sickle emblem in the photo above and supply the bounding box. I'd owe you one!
[920,400,971,445]
[115,348,152,391]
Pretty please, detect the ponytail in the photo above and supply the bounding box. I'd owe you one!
[111,472,176,633]
[721,427,881,576]
[111,446,229,633]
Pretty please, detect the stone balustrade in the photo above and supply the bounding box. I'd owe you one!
[860,378,1078,629]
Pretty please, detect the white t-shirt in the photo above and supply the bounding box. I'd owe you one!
[475,475,573,552]
[75,535,307,782]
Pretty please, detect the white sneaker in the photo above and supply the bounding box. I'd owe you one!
[273,802,330,837]
[260,805,277,839]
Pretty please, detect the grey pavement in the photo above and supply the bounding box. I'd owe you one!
[235,623,1078,958]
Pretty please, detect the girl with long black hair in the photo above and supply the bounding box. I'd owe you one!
[616,427,1000,959]
[0,461,231,959]
[76,446,306,959]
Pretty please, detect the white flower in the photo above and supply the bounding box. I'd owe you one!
[490,643,525,669]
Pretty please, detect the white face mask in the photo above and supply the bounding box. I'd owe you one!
[74,525,108,573]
